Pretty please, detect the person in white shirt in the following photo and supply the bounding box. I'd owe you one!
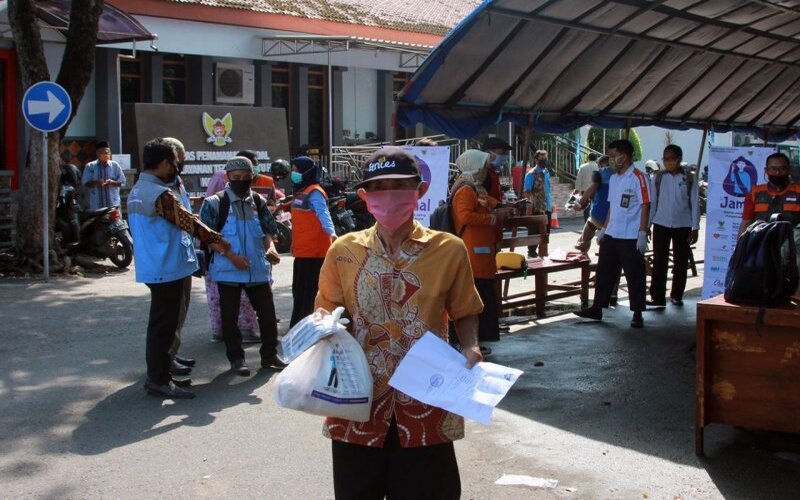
[573,153,599,221]
[574,139,651,328]
[647,145,700,307]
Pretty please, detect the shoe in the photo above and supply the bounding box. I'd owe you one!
[170,359,192,376]
[527,250,539,258]
[609,297,618,307]
[479,345,492,356]
[261,355,288,371]
[230,359,251,376]
[276,318,281,324]
[174,355,196,367]
[646,300,666,308]
[171,376,192,387]
[671,297,684,306]
[145,380,195,399]
[574,306,602,321]
[210,331,223,343]
[631,312,644,328]
[499,324,510,332]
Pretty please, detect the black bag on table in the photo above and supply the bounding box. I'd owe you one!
[724,214,799,307]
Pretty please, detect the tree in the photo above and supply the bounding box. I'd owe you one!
[586,127,643,161]
[7,0,103,273]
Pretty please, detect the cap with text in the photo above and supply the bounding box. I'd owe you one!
[356,146,420,188]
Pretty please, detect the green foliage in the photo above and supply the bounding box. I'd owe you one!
[586,127,643,161]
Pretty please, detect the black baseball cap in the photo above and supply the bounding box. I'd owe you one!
[355,147,420,188]
[481,137,511,151]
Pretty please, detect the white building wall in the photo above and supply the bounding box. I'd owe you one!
[43,42,96,138]
[341,67,378,139]
[636,126,733,167]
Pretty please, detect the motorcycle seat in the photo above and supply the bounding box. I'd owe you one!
[79,207,114,221]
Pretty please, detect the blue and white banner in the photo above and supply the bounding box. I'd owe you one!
[702,146,775,299]
[402,146,450,227]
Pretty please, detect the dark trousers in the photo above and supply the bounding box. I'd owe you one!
[145,278,186,385]
[650,224,692,302]
[475,278,499,342]
[528,211,552,256]
[218,283,279,363]
[331,421,461,500]
[290,257,325,327]
[593,237,646,312]
[169,275,192,357]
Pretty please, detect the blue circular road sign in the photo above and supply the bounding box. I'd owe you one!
[21,81,72,133]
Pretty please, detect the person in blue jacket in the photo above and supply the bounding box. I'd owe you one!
[127,138,231,399]
[200,156,286,376]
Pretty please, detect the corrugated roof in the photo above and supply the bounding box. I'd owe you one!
[398,0,800,140]
[166,0,482,36]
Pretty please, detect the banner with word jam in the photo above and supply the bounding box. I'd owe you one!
[702,146,775,299]
[402,146,450,227]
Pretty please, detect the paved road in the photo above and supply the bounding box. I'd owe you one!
[1,219,799,498]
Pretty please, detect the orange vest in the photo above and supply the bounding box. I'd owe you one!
[251,174,275,201]
[751,183,800,226]
[291,185,332,258]
[452,186,498,279]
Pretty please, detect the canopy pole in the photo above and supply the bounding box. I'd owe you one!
[390,101,398,145]
[696,124,708,169]
[763,128,770,146]
[521,122,533,167]
[625,119,632,139]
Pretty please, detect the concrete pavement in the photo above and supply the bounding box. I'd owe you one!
[1,218,799,498]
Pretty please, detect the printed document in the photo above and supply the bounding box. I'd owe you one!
[388,332,523,424]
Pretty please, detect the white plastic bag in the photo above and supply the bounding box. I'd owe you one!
[278,307,350,363]
[275,330,373,422]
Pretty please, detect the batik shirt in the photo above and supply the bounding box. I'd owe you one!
[315,221,484,448]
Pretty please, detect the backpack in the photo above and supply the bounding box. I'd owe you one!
[724,215,799,309]
[196,190,266,276]
[654,168,694,212]
[429,183,476,236]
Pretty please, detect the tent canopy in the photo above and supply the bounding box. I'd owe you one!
[35,0,156,45]
[397,0,800,140]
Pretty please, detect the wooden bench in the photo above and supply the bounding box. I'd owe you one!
[495,215,591,318]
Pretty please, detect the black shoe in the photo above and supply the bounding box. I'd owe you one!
[171,376,192,387]
[631,312,644,328]
[145,380,195,399]
[609,297,618,307]
[230,359,251,376]
[670,297,684,306]
[261,355,288,371]
[499,324,510,332]
[574,307,602,321]
[479,345,492,357]
[646,300,666,308]
[170,359,192,376]
[174,356,196,367]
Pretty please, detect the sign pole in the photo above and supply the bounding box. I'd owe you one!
[42,131,49,279]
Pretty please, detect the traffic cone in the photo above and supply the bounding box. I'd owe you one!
[550,204,560,229]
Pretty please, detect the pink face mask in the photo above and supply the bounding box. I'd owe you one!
[360,189,419,231]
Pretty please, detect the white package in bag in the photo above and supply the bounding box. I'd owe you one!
[278,307,350,363]
[275,330,373,422]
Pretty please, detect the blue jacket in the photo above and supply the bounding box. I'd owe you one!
[127,172,198,284]
[591,167,614,223]
[201,187,273,284]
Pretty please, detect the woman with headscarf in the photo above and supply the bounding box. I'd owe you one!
[289,156,337,326]
[451,150,513,345]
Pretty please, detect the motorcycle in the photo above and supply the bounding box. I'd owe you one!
[55,169,134,268]
[272,196,293,254]
[328,195,357,236]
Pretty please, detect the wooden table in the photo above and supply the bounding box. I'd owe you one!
[695,294,800,455]
[495,258,591,318]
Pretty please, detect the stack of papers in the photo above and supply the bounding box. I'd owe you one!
[388,332,523,424]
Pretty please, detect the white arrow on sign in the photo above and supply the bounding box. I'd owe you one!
[26,90,66,124]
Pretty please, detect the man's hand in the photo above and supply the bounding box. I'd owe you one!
[637,230,649,254]
[229,253,250,270]
[571,202,583,212]
[266,247,281,264]
[689,229,699,245]
[595,227,606,246]
[209,239,232,255]
[331,234,338,242]
[461,345,483,369]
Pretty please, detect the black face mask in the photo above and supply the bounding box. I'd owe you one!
[768,174,790,189]
[229,179,252,198]
[176,161,185,174]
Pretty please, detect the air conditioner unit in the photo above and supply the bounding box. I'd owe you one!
[214,62,255,105]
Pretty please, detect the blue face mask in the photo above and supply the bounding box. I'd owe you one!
[291,171,303,184]
[492,154,508,168]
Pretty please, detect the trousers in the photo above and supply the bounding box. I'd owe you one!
[650,224,692,302]
[218,283,279,363]
[290,257,325,327]
[145,278,186,385]
[169,275,192,357]
[593,237,646,312]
